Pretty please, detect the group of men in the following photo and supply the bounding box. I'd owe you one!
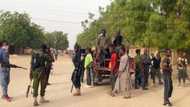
[110,45,174,106]
[134,49,162,90]
[0,41,55,106]
[71,29,181,106]
[71,29,124,96]
[109,47,174,106]
[0,28,189,107]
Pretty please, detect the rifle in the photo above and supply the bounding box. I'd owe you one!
[0,63,27,70]
[26,80,32,98]
[70,84,74,93]
[9,64,27,70]
[26,69,43,98]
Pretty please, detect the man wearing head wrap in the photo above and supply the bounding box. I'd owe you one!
[96,29,109,67]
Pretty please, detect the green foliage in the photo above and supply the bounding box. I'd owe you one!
[0,11,45,48]
[45,31,69,50]
[0,11,69,50]
[77,0,190,50]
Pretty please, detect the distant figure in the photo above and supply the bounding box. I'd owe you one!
[151,52,163,85]
[141,48,151,90]
[162,49,173,106]
[177,52,188,86]
[54,49,58,60]
[134,49,141,89]
[112,46,132,99]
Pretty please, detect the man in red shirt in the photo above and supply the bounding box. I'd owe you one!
[109,45,119,90]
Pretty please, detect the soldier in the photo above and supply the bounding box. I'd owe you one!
[151,52,163,85]
[177,52,188,86]
[30,44,51,106]
[134,49,141,89]
[141,48,151,90]
[162,49,173,106]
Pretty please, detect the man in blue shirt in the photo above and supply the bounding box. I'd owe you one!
[0,41,12,102]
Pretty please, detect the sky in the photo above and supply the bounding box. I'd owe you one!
[0,0,111,49]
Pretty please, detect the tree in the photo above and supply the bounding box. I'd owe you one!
[0,11,45,49]
[77,0,190,50]
[45,31,69,50]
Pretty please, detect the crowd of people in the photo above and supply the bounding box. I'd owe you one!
[71,29,190,107]
[0,29,189,107]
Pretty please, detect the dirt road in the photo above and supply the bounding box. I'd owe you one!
[0,55,189,107]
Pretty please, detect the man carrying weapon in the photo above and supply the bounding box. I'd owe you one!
[29,44,51,106]
[0,41,26,102]
[162,49,173,106]
[71,43,83,96]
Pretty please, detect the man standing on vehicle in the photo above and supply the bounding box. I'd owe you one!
[96,29,109,67]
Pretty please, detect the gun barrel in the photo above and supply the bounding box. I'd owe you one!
[18,67,27,70]
[10,64,27,70]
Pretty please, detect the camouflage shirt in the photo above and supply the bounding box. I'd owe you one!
[31,50,52,71]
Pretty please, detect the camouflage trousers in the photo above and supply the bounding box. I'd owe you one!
[32,69,48,97]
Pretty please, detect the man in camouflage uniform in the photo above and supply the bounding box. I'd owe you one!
[134,49,142,89]
[30,44,52,106]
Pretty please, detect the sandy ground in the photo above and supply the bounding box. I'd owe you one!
[0,55,190,107]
